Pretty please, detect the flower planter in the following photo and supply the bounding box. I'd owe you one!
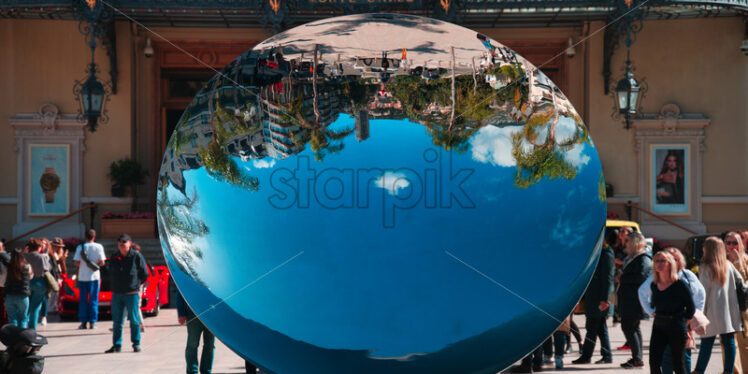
[101,218,156,239]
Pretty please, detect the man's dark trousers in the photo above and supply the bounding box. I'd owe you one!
[521,346,543,368]
[579,315,612,361]
[621,318,643,362]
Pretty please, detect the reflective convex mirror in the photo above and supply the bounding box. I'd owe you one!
[158,13,606,374]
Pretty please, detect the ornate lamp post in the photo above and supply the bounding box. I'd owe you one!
[615,52,642,129]
[72,0,111,132]
[608,0,647,129]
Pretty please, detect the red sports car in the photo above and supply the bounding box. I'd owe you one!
[58,264,171,319]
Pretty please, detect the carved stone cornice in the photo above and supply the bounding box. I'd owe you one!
[631,103,710,152]
[9,103,87,152]
[9,102,87,238]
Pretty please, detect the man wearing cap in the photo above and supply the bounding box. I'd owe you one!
[105,233,148,353]
[74,229,106,330]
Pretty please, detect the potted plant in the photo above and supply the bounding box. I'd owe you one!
[100,211,156,239]
[107,158,148,209]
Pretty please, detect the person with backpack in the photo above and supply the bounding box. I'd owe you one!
[73,229,106,330]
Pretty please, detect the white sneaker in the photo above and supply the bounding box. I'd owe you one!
[40,317,47,326]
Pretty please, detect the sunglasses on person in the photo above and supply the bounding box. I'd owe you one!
[118,240,129,244]
[726,241,740,246]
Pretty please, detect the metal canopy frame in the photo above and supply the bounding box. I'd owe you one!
[1,0,746,28]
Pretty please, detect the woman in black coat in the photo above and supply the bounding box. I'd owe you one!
[617,231,653,368]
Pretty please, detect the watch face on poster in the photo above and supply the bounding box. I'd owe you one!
[652,145,688,215]
[156,13,606,373]
[29,144,70,216]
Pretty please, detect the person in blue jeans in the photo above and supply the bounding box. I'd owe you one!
[553,315,571,369]
[5,248,32,328]
[73,229,106,329]
[23,238,49,330]
[692,237,745,374]
[105,234,148,353]
[177,292,215,374]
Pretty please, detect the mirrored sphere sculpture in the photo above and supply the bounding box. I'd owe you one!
[158,13,606,374]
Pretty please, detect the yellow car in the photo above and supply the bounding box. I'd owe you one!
[605,219,641,234]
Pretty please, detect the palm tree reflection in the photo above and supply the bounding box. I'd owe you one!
[156,186,210,285]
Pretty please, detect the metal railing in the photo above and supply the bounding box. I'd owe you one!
[4,203,97,247]
[624,200,698,235]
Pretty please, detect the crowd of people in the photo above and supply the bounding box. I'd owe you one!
[3,225,748,374]
[510,229,748,374]
[0,236,66,330]
[0,229,262,374]
[0,230,148,349]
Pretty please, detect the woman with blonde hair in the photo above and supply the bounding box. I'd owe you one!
[740,231,748,252]
[693,236,746,374]
[726,231,748,373]
[639,247,705,374]
[648,251,695,374]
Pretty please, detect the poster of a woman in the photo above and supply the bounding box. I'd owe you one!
[652,145,688,214]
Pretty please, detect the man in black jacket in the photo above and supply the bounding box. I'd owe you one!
[572,230,615,365]
[617,231,652,369]
[105,233,148,353]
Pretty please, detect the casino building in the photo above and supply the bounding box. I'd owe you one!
[0,0,747,253]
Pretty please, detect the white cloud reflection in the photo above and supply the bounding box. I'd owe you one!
[253,159,276,169]
[375,171,411,196]
[470,126,522,167]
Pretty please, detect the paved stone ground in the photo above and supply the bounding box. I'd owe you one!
[37,309,725,373]
[40,309,248,374]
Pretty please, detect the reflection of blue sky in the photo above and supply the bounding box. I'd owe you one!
[164,115,605,358]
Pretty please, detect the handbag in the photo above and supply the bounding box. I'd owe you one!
[79,244,100,272]
[556,315,571,333]
[43,270,58,299]
[685,329,697,350]
[43,271,58,292]
[689,309,710,336]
